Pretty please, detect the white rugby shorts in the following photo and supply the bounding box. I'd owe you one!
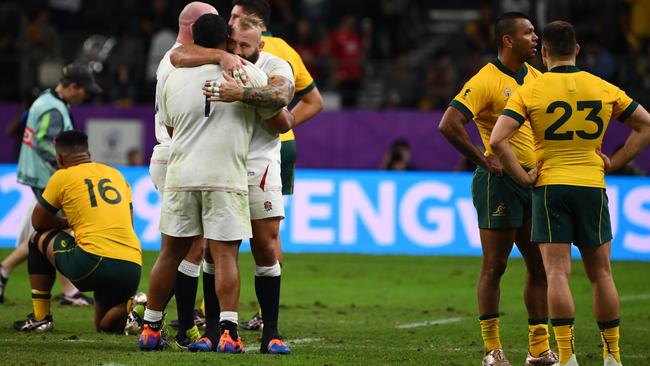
[159,190,252,241]
[249,184,284,220]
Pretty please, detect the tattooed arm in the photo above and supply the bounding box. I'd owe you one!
[210,73,294,110]
[242,75,295,110]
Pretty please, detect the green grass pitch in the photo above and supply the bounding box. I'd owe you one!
[1,249,649,365]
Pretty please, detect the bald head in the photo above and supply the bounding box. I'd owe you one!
[177,2,219,44]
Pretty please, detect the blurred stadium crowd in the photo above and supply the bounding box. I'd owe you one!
[0,0,649,110]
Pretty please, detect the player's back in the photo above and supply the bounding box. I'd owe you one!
[45,162,141,265]
[510,66,638,188]
[162,63,268,193]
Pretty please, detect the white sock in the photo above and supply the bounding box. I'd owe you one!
[220,311,238,325]
[144,308,164,323]
[255,262,281,277]
[0,265,8,279]
[202,262,215,275]
[178,259,201,277]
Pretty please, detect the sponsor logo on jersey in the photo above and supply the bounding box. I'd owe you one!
[264,201,273,212]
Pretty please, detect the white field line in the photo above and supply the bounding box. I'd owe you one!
[396,317,464,329]
[287,337,323,345]
[620,294,650,302]
[63,339,101,342]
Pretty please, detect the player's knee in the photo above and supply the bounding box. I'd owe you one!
[255,261,281,277]
[185,240,205,263]
[27,231,55,275]
[482,258,508,279]
[252,241,276,265]
[586,267,613,284]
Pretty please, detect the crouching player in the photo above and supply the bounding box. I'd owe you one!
[14,130,142,333]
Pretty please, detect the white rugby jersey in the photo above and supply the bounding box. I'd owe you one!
[161,60,274,192]
[247,51,295,189]
[154,42,181,146]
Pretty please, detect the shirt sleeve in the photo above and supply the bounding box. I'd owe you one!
[449,75,491,121]
[502,89,528,125]
[34,109,65,168]
[161,79,172,128]
[39,170,64,213]
[266,57,295,83]
[611,86,638,122]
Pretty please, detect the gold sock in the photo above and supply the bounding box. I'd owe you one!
[601,326,621,362]
[528,323,551,357]
[552,324,575,364]
[31,290,51,321]
[479,316,502,351]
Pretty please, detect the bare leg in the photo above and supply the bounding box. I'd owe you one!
[146,234,194,312]
[579,242,619,322]
[209,239,241,313]
[95,302,129,333]
[2,240,29,272]
[539,244,574,318]
[515,219,548,319]
[477,228,516,315]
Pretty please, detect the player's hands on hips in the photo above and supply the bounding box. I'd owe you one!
[523,160,543,186]
[203,73,244,103]
[486,154,503,176]
[598,149,615,172]
[220,53,248,85]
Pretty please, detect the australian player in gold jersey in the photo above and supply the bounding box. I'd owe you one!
[13,130,142,334]
[491,21,650,366]
[439,12,556,366]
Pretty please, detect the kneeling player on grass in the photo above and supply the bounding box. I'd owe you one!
[13,130,142,333]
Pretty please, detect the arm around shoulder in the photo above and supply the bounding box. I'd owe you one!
[170,44,243,71]
[265,108,294,134]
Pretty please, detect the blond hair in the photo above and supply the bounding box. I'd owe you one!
[236,14,265,32]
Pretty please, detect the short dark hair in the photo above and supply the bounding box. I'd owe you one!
[232,0,270,27]
[192,14,228,48]
[542,21,577,59]
[495,12,531,49]
[55,130,88,152]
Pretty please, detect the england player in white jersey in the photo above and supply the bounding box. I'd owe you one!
[145,2,250,348]
[139,13,293,352]
[197,14,295,355]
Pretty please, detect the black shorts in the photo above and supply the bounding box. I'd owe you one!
[280,139,297,195]
[52,232,141,309]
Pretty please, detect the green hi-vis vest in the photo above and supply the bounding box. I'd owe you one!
[17,89,74,189]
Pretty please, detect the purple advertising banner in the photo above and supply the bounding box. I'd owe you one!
[1,104,648,173]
